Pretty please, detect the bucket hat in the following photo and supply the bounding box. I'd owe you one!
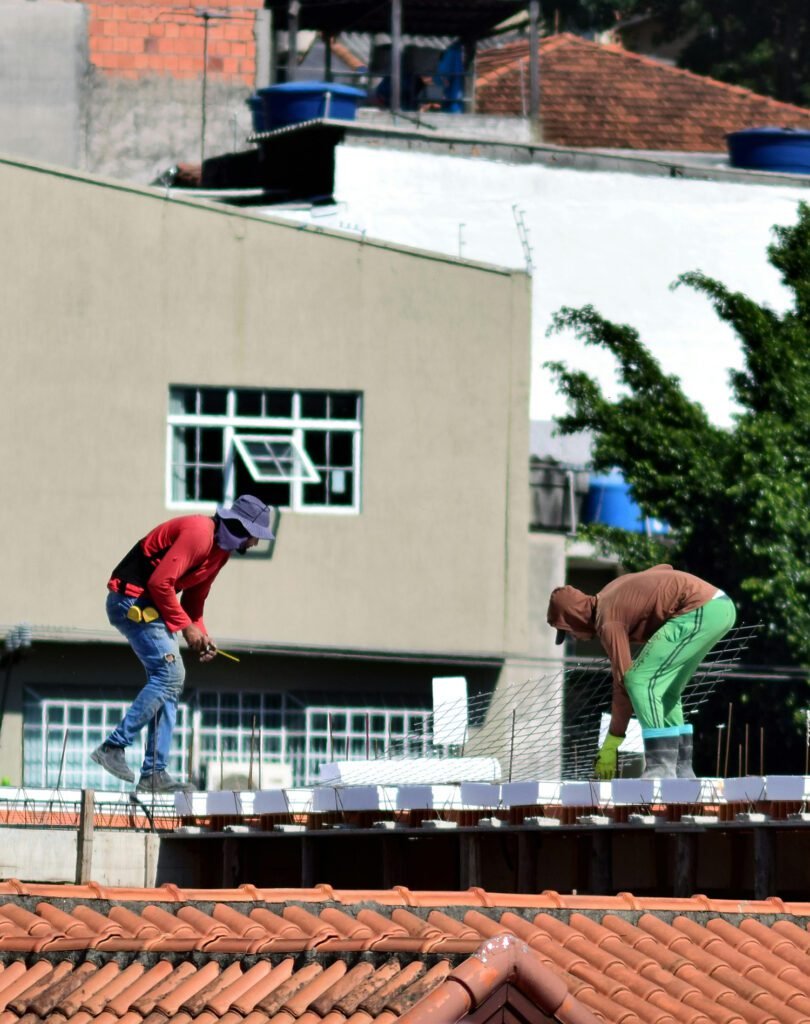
[216,495,276,540]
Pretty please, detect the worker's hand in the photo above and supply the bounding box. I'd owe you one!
[200,639,218,664]
[593,733,624,780]
[182,624,207,654]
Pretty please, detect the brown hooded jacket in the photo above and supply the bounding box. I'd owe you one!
[547,565,719,734]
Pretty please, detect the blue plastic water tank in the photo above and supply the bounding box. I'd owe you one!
[582,471,669,535]
[246,95,266,134]
[727,127,810,174]
[256,81,366,131]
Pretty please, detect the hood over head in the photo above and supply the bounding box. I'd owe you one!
[547,585,597,644]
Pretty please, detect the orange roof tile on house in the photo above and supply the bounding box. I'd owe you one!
[0,884,808,1022]
[475,33,810,152]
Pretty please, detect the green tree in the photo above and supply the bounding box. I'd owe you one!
[621,1,810,106]
[545,202,810,771]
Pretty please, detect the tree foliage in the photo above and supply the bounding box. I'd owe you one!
[545,202,810,768]
[612,1,810,106]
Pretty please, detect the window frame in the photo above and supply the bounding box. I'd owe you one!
[166,387,363,515]
[232,433,322,485]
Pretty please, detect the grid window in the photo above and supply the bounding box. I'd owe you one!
[23,690,432,790]
[168,386,363,513]
[23,693,190,792]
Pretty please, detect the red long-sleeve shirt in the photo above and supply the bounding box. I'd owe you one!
[108,515,230,633]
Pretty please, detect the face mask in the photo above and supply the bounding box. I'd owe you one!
[215,518,250,553]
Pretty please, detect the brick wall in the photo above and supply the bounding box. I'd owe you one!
[86,0,262,84]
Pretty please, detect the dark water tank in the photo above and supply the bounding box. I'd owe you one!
[727,127,810,174]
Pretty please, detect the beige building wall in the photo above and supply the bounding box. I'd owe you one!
[0,157,531,659]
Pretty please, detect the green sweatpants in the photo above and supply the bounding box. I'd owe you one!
[624,595,736,735]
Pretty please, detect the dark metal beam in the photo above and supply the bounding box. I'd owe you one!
[287,0,300,82]
[390,0,402,113]
[528,0,540,128]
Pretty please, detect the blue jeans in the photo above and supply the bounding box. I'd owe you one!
[105,590,185,775]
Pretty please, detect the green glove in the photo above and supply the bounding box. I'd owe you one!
[593,733,624,780]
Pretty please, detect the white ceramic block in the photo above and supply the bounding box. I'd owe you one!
[335,785,396,811]
[283,788,314,813]
[312,787,340,812]
[765,775,810,801]
[561,781,611,807]
[175,791,208,816]
[460,782,501,807]
[206,791,241,815]
[253,789,290,814]
[238,791,256,815]
[612,779,660,805]
[500,781,561,806]
[723,776,766,802]
[395,784,462,810]
[318,757,501,786]
[660,778,724,804]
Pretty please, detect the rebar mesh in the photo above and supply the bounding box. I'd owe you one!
[324,623,761,784]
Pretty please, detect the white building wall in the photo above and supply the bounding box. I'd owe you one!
[283,146,810,426]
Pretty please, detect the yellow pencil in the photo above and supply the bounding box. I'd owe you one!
[216,649,240,663]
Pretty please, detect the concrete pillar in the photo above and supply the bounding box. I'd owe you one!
[254,9,274,87]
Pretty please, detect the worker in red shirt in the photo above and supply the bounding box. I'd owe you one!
[92,495,276,794]
[547,565,736,779]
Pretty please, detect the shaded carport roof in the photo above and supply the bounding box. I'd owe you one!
[262,0,528,38]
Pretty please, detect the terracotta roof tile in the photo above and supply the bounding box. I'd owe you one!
[230,959,295,1015]
[202,960,274,1017]
[5,887,810,1022]
[475,32,810,151]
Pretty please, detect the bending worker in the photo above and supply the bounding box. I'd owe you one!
[547,565,735,779]
[92,495,276,794]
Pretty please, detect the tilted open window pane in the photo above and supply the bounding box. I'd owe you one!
[168,385,362,512]
[232,434,321,484]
